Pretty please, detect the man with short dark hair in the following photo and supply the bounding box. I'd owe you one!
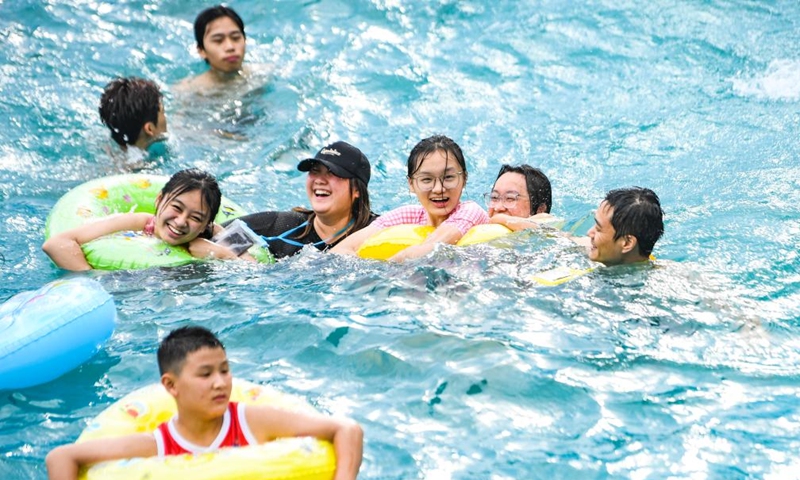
[175,5,249,92]
[586,187,664,266]
[486,164,560,231]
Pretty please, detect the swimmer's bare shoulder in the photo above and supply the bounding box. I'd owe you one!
[174,65,272,95]
[173,72,216,95]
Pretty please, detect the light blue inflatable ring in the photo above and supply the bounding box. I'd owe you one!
[0,278,116,390]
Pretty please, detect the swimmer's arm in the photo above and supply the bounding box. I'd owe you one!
[489,213,557,232]
[329,225,381,256]
[389,224,462,262]
[42,213,151,271]
[571,236,591,248]
[245,405,363,480]
[489,213,541,232]
[187,238,256,262]
[46,433,156,480]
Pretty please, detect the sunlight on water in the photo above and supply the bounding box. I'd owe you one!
[1,0,800,478]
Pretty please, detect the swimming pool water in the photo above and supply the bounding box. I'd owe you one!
[1,0,799,478]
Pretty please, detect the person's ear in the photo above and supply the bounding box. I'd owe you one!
[535,204,548,214]
[161,373,177,396]
[154,192,163,211]
[620,235,638,255]
[407,177,414,193]
[142,121,156,137]
[197,46,207,60]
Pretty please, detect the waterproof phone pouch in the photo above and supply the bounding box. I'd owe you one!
[212,219,266,256]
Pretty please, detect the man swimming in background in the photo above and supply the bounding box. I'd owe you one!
[584,187,664,266]
[99,77,167,153]
[175,5,250,93]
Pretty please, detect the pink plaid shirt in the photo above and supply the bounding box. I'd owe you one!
[372,201,489,235]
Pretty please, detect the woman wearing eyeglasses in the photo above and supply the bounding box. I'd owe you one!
[484,164,560,231]
[332,135,488,262]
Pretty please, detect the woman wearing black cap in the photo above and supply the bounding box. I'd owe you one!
[230,141,377,259]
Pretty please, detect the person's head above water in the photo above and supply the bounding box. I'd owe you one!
[296,141,373,234]
[157,325,225,376]
[193,5,246,74]
[155,168,222,243]
[587,187,664,266]
[487,164,552,218]
[99,77,166,150]
[406,135,468,224]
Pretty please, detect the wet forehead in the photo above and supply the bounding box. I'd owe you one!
[183,346,228,370]
[492,172,526,194]
[596,201,614,227]
[204,16,242,38]
[416,150,457,174]
[169,190,209,217]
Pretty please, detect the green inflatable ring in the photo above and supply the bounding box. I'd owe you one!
[45,174,273,270]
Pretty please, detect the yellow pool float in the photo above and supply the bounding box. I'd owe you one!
[76,379,335,480]
[357,224,514,260]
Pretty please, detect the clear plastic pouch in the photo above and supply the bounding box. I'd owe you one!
[212,219,266,256]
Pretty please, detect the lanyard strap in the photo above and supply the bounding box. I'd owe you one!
[261,219,354,248]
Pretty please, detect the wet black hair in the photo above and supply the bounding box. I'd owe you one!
[99,77,162,147]
[494,164,552,214]
[157,325,225,375]
[158,169,222,240]
[407,135,468,181]
[194,5,245,50]
[604,187,664,257]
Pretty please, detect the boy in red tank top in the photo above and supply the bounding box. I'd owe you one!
[46,326,363,480]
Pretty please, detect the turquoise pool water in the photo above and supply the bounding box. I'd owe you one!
[2,0,800,478]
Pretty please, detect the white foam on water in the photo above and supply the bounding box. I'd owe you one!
[732,59,800,100]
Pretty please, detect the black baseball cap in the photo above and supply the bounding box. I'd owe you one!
[297,141,371,185]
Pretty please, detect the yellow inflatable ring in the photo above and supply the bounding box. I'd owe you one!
[357,224,514,260]
[76,379,335,480]
[455,224,513,247]
[357,225,435,260]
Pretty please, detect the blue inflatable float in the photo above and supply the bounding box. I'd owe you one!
[0,278,116,390]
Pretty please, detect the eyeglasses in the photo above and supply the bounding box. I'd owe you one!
[411,171,463,192]
[483,192,528,208]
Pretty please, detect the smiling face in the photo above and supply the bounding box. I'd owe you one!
[199,16,246,73]
[163,346,231,420]
[305,162,358,221]
[489,172,530,218]
[587,200,634,266]
[408,149,465,226]
[154,189,211,245]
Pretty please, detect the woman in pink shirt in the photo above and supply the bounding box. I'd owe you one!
[332,135,488,262]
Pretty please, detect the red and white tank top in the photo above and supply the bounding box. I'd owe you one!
[153,402,257,456]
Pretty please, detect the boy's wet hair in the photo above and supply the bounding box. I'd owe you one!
[494,164,552,214]
[194,5,245,50]
[99,77,162,147]
[605,187,665,257]
[157,326,225,375]
[158,169,222,240]
[407,135,467,181]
